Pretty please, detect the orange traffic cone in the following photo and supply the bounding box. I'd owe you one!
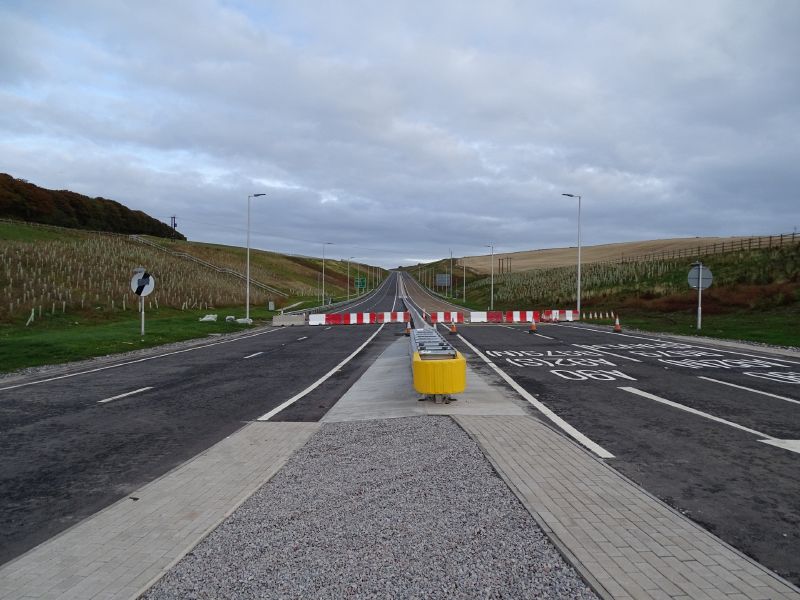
[613,316,622,333]
[528,320,537,334]
[404,322,411,336]
[449,321,457,335]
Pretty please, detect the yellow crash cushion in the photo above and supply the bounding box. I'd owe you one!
[412,351,467,395]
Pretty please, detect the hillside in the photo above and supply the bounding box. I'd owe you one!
[0,174,184,239]
[459,235,775,273]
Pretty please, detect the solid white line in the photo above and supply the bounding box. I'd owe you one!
[556,323,800,366]
[257,324,386,421]
[698,376,800,405]
[244,352,264,359]
[0,328,283,393]
[457,334,615,459]
[618,386,770,438]
[98,386,153,404]
[572,344,642,362]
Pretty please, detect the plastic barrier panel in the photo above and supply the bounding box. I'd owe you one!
[309,314,326,325]
[470,312,487,323]
[487,311,504,323]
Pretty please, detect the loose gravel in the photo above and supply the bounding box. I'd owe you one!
[143,416,598,599]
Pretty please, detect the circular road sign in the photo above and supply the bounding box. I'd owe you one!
[688,265,713,290]
[130,271,156,296]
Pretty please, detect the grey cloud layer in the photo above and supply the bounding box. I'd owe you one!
[1,0,798,266]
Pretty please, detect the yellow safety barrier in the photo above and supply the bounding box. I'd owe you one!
[411,351,467,395]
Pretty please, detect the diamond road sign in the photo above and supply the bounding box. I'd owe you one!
[688,265,713,290]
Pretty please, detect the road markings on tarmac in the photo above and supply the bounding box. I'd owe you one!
[98,387,153,404]
[297,336,308,341]
[497,324,554,339]
[697,376,800,405]
[244,352,264,359]
[0,328,283,393]
[618,386,800,455]
[257,324,386,421]
[457,334,615,459]
[572,344,642,362]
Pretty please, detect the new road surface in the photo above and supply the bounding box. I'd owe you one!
[1,270,798,587]
[400,272,800,584]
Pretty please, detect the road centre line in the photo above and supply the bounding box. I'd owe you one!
[257,324,386,421]
[572,344,642,362]
[244,352,264,359]
[698,376,800,405]
[0,328,283,393]
[98,386,153,404]
[456,334,614,459]
[555,323,800,366]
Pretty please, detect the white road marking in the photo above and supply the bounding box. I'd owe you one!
[297,336,308,341]
[534,333,554,340]
[0,328,283,393]
[619,386,800,455]
[572,344,642,362]
[556,323,800,366]
[98,386,153,404]
[257,324,386,421]
[324,327,332,330]
[244,352,264,359]
[457,334,614,459]
[698,376,800,405]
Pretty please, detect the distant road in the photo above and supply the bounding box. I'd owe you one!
[0,273,405,565]
[399,270,800,584]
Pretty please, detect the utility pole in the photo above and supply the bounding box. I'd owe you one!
[170,216,177,240]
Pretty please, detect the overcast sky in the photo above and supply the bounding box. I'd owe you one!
[1,1,798,267]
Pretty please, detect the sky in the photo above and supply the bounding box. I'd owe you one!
[1,1,798,267]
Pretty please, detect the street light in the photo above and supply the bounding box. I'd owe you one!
[484,244,494,310]
[246,193,266,321]
[347,256,355,301]
[321,242,333,305]
[562,193,582,316]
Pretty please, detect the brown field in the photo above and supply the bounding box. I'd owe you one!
[459,235,783,274]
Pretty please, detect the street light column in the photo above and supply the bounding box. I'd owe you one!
[321,242,333,306]
[485,244,494,310]
[562,193,583,315]
[246,193,266,321]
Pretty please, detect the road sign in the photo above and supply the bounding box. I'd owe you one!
[688,265,713,290]
[436,273,451,287]
[355,277,366,289]
[131,271,156,296]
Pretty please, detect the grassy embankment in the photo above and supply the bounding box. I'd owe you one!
[409,242,800,347]
[0,221,385,373]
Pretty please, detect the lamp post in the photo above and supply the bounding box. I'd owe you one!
[484,244,494,310]
[321,242,333,305]
[246,193,266,321]
[347,256,355,301]
[562,193,582,316]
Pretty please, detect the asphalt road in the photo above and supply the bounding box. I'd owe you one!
[0,273,406,565]
[399,271,800,584]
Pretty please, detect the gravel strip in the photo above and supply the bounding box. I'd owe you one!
[143,416,597,599]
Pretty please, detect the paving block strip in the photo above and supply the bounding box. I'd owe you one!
[456,414,800,600]
[0,422,319,600]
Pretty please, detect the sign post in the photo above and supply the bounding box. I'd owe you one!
[688,262,713,330]
[131,267,156,336]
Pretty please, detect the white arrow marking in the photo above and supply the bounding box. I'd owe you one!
[98,387,153,404]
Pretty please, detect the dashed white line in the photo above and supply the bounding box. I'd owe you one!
[244,352,264,359]
[0,328,283,393]
[98,387,153,404]
[698,376,800,405]
[297,336,308,341]
[457,334,614,459]
[534,332,554,340]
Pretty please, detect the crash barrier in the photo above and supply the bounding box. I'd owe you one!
[308,311,411,326]
[272,314,306,326]
[540,310,577,322]
[410,328,466,397]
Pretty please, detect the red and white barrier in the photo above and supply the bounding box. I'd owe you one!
[309,311,411,325]
[428,311,465,324]
[540,309,577,322]
[504,311,540,323]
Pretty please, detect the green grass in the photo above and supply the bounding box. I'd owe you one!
[619,307,800,347]
[0,305,280,374]
[0,221,89,242]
